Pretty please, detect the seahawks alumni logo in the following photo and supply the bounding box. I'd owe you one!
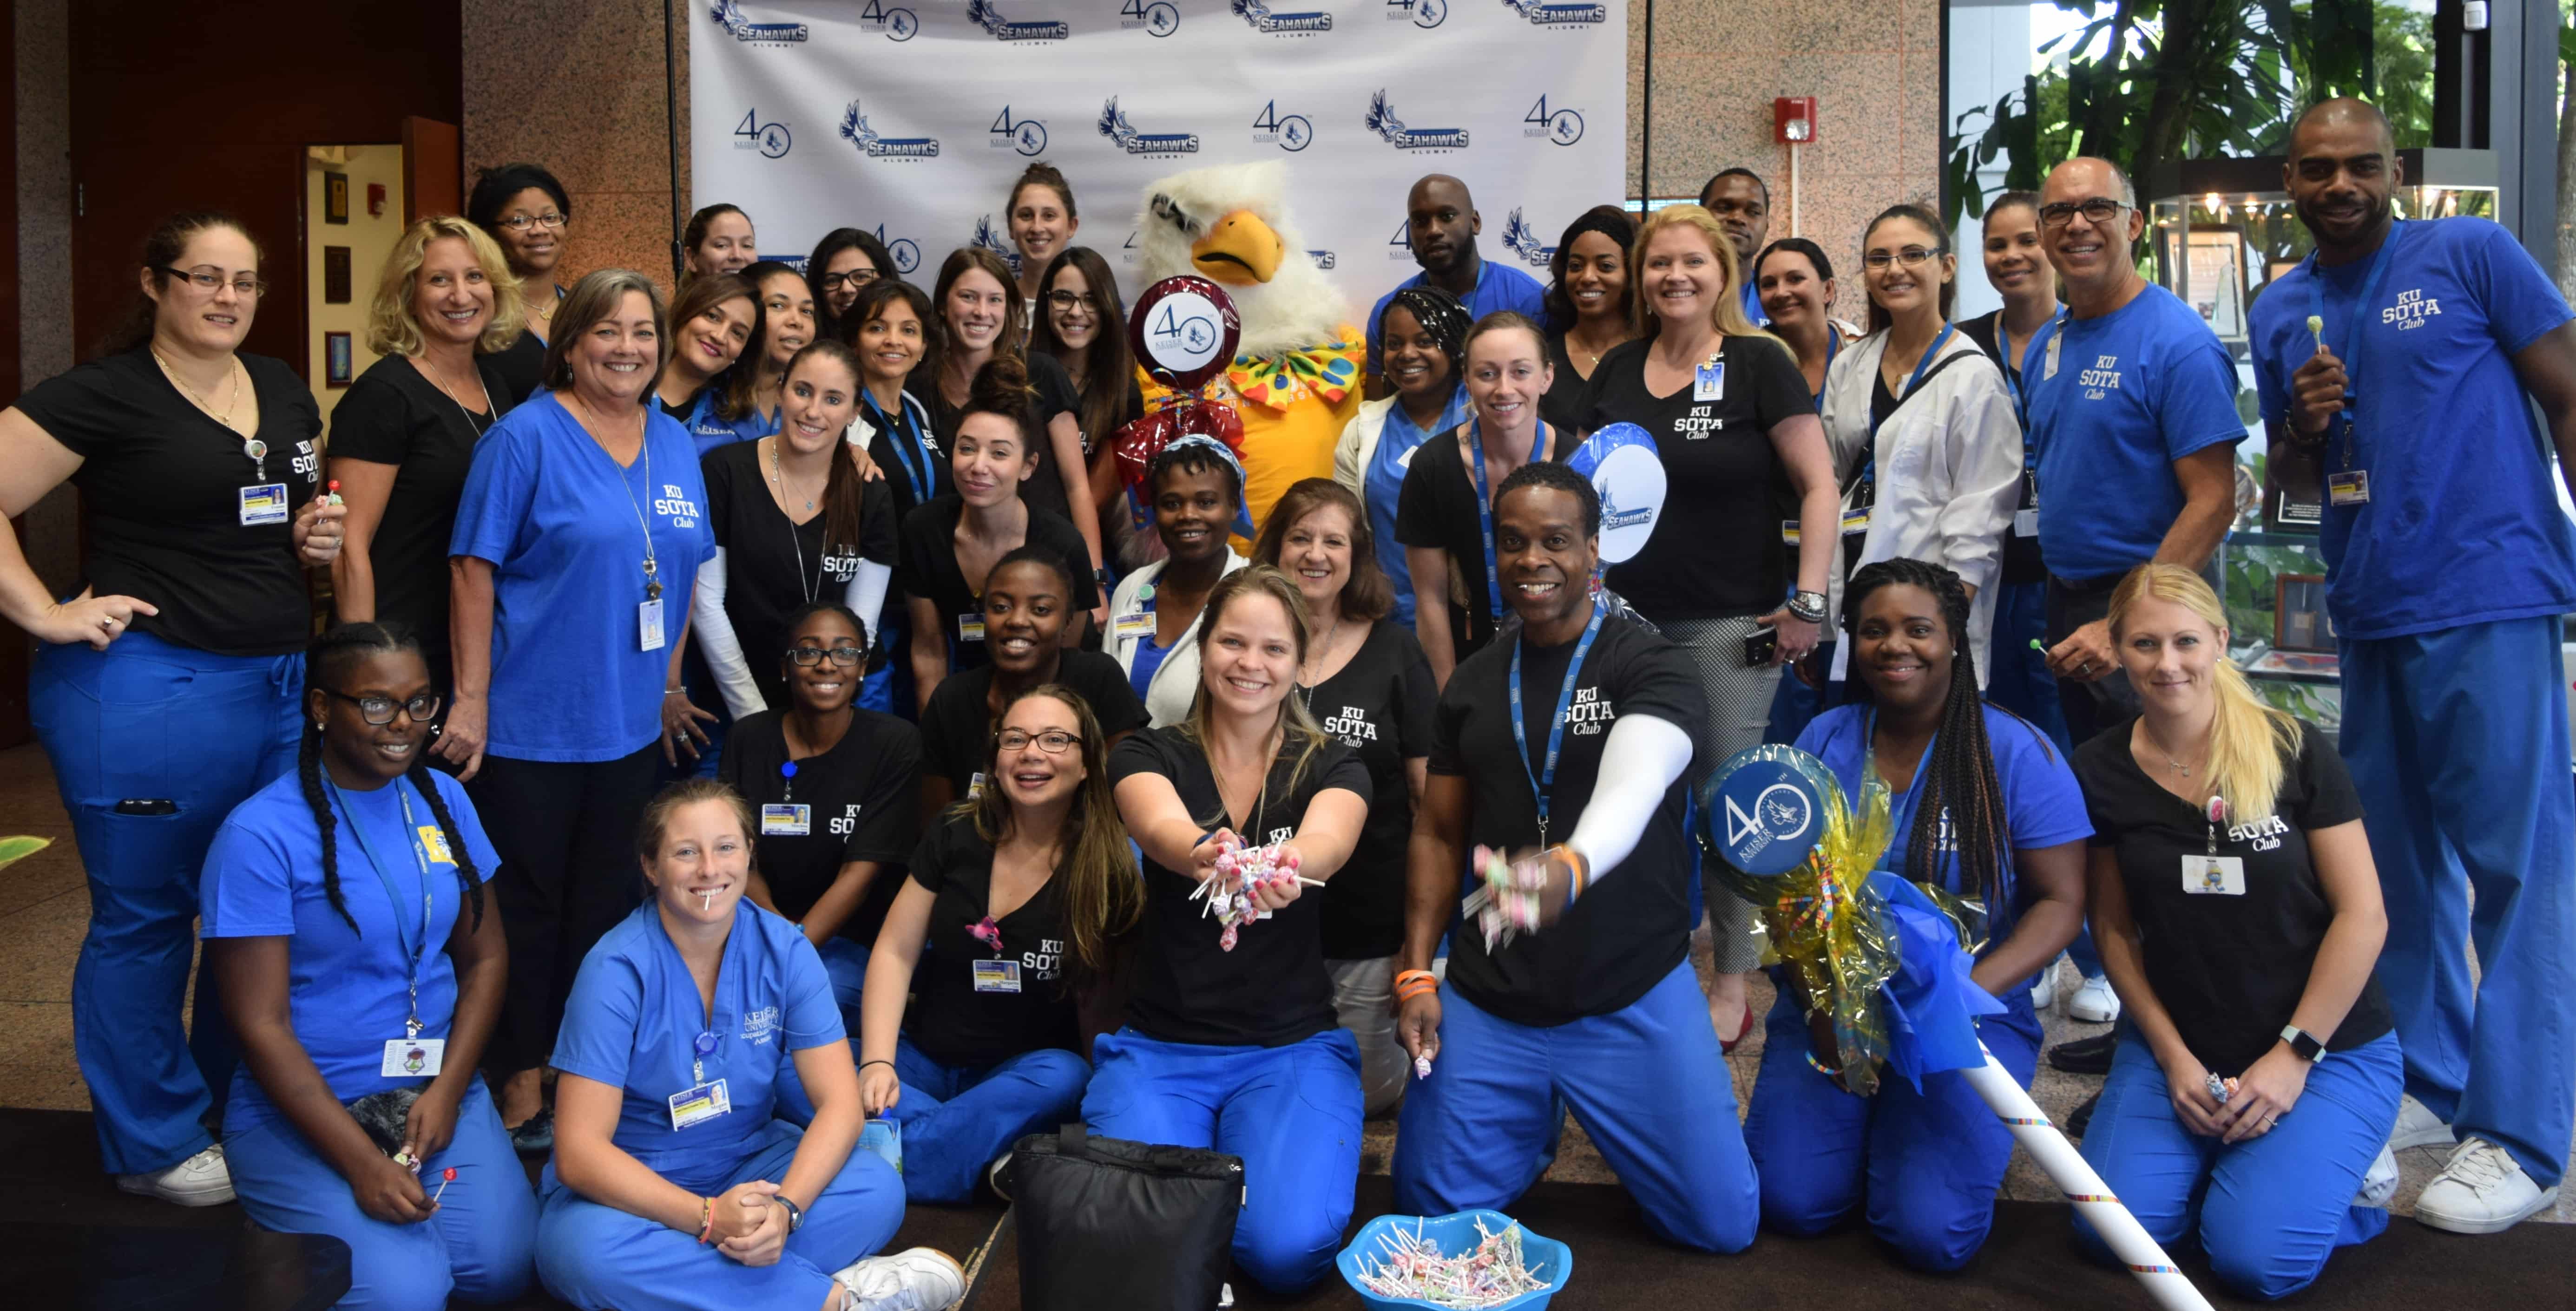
[710,0,807,42]
[1099,98,1200,155]
[1501,209,1555,267]
[1234,0,1333,32]
[1500,0,1608,25]
[1364,91,1469,151]
[971,0,1070,41]
[840,101,940,159]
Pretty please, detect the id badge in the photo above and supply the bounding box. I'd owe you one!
[1839,509,1871,537]
[381,1037,446,1077]
[2014,507,2040,538]
[957,614,986,643]
[238,483,291,527]
[1114,611,1154,640]
[2182,855,2247,896]
[2327,469,2371,506]
[972,959,1023,993]
[639,598,666,652]
[761,803,811,836]
[1779,520,1801,545]
[859,1117,904,1173]
[966,771,986,800]
[1694,359,1727,402]
[667,1077,732,1130]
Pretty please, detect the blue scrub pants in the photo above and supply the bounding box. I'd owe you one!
[1392,963,1760,1254]
[1762,642,1842,747]
[227,1078,535,1311]
[889,1036,1089,1203]
[30,631,303,1174]
[536,1118,905,1311]
[2340,616,2574,1188]
[1984,579,2072,755]
[1081,1026,1362,1293]
[2075,1030,2400,1300]
[1743,982,2041,1270]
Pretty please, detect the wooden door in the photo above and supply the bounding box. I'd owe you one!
[403,117,460,223]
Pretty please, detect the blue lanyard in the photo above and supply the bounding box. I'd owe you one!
[2004,313,2062,449]
[1507,597,1606,849]
[1857,322,1956,489]
[862,390,935,505]
[324,775,435,1038]
[2303,221,2402,462]
[1466,419,1553,630]
[1812,331,1840,410]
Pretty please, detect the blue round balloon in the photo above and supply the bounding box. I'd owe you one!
[1703,745,1831,876]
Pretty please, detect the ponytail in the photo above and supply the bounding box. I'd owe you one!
[785,339,873,556]
[2108,564,2301,824]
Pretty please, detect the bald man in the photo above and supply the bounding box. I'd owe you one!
[2248,98,2576,1235]
[1698,169,1772,326]
[1366,174,1546,391]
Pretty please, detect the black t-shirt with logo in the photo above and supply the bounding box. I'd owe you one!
[325,354,509,670]
[917,351,1085,530]
[719,708,922,946]
[1579,334,1814,621]
[702,438,900,711]
[917,650,1150,798]
[2073,718,2393,1075]
[1108,725,1371,1047]
[1393,426,1564,663]
[895,495,1100,673]
[901,815,1083,1068]
[15,348,323,656]
[1432,613,1707,1025]
[1302,620,1437,960]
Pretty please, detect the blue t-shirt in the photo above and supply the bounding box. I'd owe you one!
[201,768,501,1132]
[1129,633,1173,701]
[1366,385,1472,626]
[450,393,716,762]
[680,387,775,459]
[548,900,842,1195]
[1795,702,2091,977]
[1740,279,1768,328]
[1366,259,1548,377]
[2249,218,2576,639]
[2029,285,2247,582]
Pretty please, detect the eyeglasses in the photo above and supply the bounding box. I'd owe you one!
[160,266,267,297]
[2037,198,2128,230]
[996,728,1082,754]
[1861,247,1942,270]
[497,212,567,232]
[785,645,866,667]
[818,269,878,291]
[1046,290,1099,311]
[321,688,442,726]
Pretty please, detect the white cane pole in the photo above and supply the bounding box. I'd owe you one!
[1960,1044,2214,1311]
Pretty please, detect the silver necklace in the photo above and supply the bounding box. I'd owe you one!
[767,438,821,605]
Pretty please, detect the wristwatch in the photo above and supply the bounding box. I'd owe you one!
[2280,1024,2327,1063]
[1784,590,1829,625]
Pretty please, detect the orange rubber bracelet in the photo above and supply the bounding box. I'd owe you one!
[697,1196,715,1245]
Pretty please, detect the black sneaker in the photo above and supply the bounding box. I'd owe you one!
[2065,1090,2099,1139]
[2047,1030,2116,1075]
[510,1108,554,1155]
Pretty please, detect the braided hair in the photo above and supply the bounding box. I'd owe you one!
[1837,559,2015,910]
[300,622,485,936]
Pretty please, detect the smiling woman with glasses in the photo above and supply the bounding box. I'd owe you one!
[468,162,574,404]
[1029,246,1140,562]
[804,228,896,338]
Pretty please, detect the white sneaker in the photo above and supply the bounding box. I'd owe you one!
[2390,1093,2456,1151]
[2068,974,2122,1023]
[833,1247,966,1311]
[115,1143,233,1207]
[2030,960,2059,1013]
[2415,1138,2560,1234]
[2353,1144,2399,1208]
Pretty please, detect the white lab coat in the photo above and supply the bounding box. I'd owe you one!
[1819,328,2023,687]
[1107,550,1250,728]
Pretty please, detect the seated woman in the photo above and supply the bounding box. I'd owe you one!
[860,685,1144,1203]
[2072,564,2399,1301]
[1105,437,1250,727]
[534,779,959,1311]
[204,622,535,1311]
[1744,558,2089,1270]
[918,546,1148,826]
[1096,566,1372,1292]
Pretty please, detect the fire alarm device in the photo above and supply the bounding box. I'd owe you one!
[1774,97,1818,144]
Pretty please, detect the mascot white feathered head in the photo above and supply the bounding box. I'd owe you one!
[1135,161,1348,362]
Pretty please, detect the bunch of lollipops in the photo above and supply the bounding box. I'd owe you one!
[1189,828,1319,952]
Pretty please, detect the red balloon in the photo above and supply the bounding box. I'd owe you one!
[1127,276,1241,393]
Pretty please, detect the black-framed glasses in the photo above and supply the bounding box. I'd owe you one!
[498,212,567,232]
[2037,198,2128,230]
[160,266,267,297]
[321,688,441,725]
[996,728,1082,754]
[785,645,866,667]
[1045,289,1099,311]
[1861,247,1943,270]
[818,269,878,291]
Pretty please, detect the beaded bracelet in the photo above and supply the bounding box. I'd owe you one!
[696,1195,715,1245]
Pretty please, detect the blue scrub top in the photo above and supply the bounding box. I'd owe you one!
[1740,279,1768,328]
[450,392,716,762]
[1366,384,1472,626]
[2249,217,2576,640]
[1129,633,1173,701]
[2026,285,2246,583]
[1366,260,1548,377]
[201,768,500,1133]
[1794,702,2091,971]
[681,387,776,459]
[548,900,843,1196]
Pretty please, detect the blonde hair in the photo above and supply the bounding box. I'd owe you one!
[1181,565,1332,803]
[2107,564,2302,824]
[1630,205,1770,343]
[364,216,526,358]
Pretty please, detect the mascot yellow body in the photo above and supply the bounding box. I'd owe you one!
[1134,161,1363,541]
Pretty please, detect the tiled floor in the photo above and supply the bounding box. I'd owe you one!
[0,742,2563,1224]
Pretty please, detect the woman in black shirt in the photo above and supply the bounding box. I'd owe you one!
[735,261,816,442]
[466,163,571,405]
[329,217,520,699]
[858,684,1143,1203]
[4,211,343,1203]
[1095,564,1371,1293]
[1252,478,1434,1115]
[2072,564,2399,1300]
[1029,247,1142,562]
[1541,206,1636,434]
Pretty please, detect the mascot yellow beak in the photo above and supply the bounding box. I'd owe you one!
[1190,210,1284,286]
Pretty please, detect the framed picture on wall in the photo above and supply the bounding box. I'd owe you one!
[323,247,351,304]
[325,332,354,387]
[325,171,349,225]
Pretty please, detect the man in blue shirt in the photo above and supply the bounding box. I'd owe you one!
[2027,157,2246,746]
[1365,174,1546,393]
[2249,98,2576,1235]
[1698,168,1772,327]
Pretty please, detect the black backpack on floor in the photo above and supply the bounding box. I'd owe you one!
[1003,1123,1243,1311]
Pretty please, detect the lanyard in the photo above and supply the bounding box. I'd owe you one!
[1466,419,1552,631]
[1811,331,1840,410]
[1855,322,1956,494]
[325,776,435,1038]
[2304,221,2402,468]
[863,390,935,505]
[2003,313,2062,447]
[1507,597,1606,849]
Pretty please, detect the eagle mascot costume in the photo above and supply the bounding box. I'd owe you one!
[1130,161,1364,540]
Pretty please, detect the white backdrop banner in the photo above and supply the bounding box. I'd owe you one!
[691,0,1627,313]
